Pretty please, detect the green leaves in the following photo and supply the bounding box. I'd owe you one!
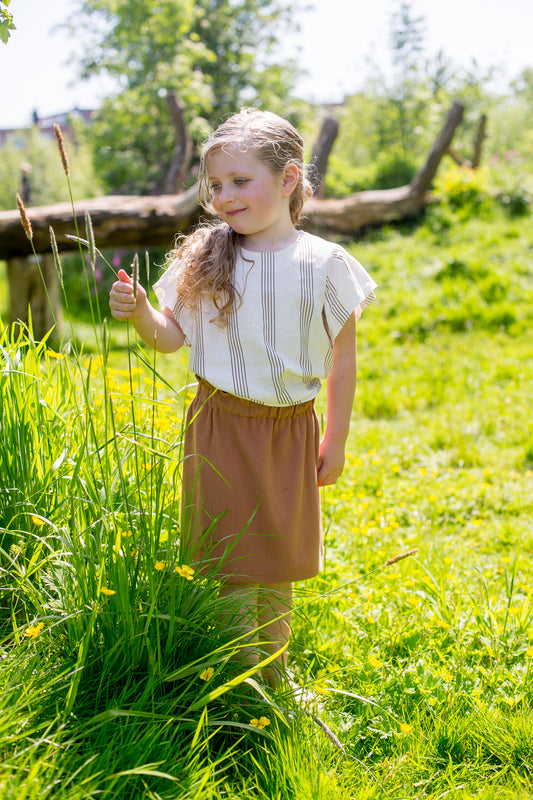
[0,0,16,45]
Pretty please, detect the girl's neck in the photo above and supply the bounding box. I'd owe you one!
[240,226,299,253]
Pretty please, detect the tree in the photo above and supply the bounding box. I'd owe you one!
[66,0,300,194]
[0,0,15,43]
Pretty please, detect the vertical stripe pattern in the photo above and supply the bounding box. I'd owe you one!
[261,252,293,405]
[228,309,249,399]
[299,231,314,384]
[189,297,205,377]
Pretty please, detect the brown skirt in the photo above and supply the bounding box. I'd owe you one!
[181,379,322,584]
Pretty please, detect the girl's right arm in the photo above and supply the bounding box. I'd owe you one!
[109,268,186,353]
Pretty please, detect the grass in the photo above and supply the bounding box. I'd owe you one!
[1,170,533,796]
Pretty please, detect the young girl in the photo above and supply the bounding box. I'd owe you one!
[109,108,376,687]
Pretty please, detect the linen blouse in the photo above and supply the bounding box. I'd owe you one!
[154,230,376,406]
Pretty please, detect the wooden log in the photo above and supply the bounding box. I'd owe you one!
[0,186,201,260]
[305,101,464,235]
[0,102,464,260]
[409,101,464,196]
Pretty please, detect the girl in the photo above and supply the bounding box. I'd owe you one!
[109,108,376,687]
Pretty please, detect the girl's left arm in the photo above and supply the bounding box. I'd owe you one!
[317,311,357,487]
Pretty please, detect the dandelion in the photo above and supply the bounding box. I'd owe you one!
[54,124,70,176]
[16,192,33,241]
[31,515,45,527]
[368,655,382,668]
[25,622,44,638]
[100,587,116,596]
[154,561,165,571]
[525,647,533,657]
[250,716,270,730]
[175,565,195,580]
[399,722,413,733]
[200,667,214,681]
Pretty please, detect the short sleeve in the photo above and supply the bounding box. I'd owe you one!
[153,259,193,346]
[153,258,181,313]
[324,248,377,340]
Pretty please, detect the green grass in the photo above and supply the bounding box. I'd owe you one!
[1,195,533,797]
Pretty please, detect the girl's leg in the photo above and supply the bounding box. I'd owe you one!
[218,581,258,669]
[257,582,293,688]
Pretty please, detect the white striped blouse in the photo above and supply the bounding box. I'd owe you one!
[154,231,376,406]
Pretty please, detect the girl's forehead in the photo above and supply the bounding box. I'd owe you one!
[205,144,263,174]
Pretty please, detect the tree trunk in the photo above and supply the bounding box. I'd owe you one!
[164,90,193,194]
[7,254,62,342]
[311,116,340,197]
[472,114,487,168]
[409,101,464,195]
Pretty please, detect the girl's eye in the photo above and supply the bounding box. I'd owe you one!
[234,179,248,186]
[210,183,221,193]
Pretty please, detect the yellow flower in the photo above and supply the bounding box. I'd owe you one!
[525,647,533,657]
[200,667,214,681]
[100,587,116,596]
[175,565,195,580]
[368,655,382,669]
[400,722,413,733]
[250,716,270,730]
[31,515,45,527]
[25,622,44,638]
[154,561,165,571]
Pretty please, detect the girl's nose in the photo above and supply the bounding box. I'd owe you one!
[219,183,235,203]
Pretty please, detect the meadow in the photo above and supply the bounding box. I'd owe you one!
[1,169,533,798]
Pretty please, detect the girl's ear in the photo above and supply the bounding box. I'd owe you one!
[281,163,299,196]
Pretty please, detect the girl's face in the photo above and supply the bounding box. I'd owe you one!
[206,146,299,251]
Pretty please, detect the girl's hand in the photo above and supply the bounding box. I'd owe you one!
[317,436,346,487]
[109,268,148,321]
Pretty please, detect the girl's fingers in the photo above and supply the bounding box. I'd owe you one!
[117,268,132,283]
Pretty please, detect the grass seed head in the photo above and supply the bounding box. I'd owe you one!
[85,211,96,269]
[16,192,33,241]
[49,226,64,288]
[53,123,70,176]
[132,253,139,300]
[385,548,419,566]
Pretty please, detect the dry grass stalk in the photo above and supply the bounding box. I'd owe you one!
[85,211,96,269]
[131,253,139,300]
[16,192,33,241]
[53,123,70,177]
[49,226,64,288]
[385,548,419,566]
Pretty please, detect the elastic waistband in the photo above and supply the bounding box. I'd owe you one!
[194,378,315,419]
